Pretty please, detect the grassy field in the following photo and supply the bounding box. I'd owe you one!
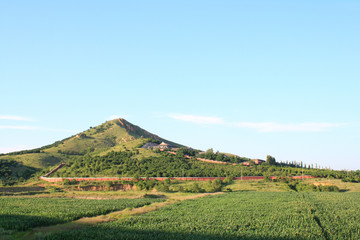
[35,191,360,240]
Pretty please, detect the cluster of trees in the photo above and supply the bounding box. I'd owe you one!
[197,148,250,163]
[57,147,95,156]
[266,155,276,165]
[92,123,112,134]
[286,180,340,192]
[61,177,233,193]
[175,147,198,157]
[341,173,360,183]
[51,150,356,180]
[0,159,37,186]
[2,143,359,185]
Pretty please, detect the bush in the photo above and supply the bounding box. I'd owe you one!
[205,179,223,192]
[317,185,340,192]
[155,183,171,192]
[135,179,158,190]
[104,181,113,190]
[164,177,171,185]
[224,176,234,185]
[46,186,63,193]
[185,183,205,193]
[287,181,341,192]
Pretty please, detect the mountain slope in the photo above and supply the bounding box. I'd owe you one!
[0,118,183,170]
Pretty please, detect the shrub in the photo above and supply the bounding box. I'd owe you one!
[155,184,171,192]
[186,183,205,193]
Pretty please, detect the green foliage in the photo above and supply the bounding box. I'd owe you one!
[0,159,37,186]
[155,182,171,192]
[184,182,205,193]
[176,147,198,157]
[341,173,360,183]
[38,192,360,240]
[197,149,250,163]
[1,119,356,183]
[52,150,355,181]
[263,173,271,182]
[286,180,340,192]
[223,176,234,185]
[134,179,158,191]
[0,197,163,231]
[164,177,171,185]
[204,179,223,192]
[62,179,79,186]
[46,186,63,193]
[266,155,276,165]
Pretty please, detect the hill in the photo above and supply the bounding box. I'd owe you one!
[0,119,183,181]
[1,118,358,185]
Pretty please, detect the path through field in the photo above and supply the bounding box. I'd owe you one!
[24,193,223,240]
[33,192,360,240]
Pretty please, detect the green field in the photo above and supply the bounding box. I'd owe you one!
[35,192,360,240]
[0,197,163,232]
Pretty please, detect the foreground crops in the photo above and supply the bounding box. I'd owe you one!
[0,197,162,231]
[41,192,360,240]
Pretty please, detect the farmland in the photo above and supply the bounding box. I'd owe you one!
[0,180,359,239]
[0,197,163,232]
[35,192,360,240]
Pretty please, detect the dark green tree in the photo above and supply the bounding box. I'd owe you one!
[266,155,276,165]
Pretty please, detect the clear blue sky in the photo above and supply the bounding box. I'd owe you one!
[1,1,359,170]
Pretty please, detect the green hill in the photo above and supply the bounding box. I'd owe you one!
[0,118,183,174]
[1,118,356,185]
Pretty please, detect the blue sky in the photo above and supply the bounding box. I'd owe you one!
[1,1,359,170]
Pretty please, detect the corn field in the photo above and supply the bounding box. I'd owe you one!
[0,197,162,231]
[39,192,360,240]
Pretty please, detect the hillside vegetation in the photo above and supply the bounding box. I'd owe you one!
[1,118,359,186]
[0,119,182,180]
[50,150,355,181]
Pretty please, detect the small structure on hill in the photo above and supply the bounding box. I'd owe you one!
[252,159,265,165]
[140,141,173,150]
[158,142,172,150]
[241,159,265,166]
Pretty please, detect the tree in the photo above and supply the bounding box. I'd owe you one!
[266,155,276,165]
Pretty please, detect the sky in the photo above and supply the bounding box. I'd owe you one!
[1,1,359,170]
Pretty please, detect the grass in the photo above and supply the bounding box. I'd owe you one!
[227,179,291,192]
[306,178,360,192]
[0,153,63,169]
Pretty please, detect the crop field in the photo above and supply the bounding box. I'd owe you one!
[38,192,360,240]
[0,197,163,232]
